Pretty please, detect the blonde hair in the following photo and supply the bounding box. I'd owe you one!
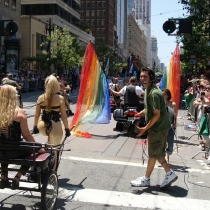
[0,85,19,128]
[44,75,60,111]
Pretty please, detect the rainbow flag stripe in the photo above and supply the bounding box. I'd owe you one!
[69,42,111,137]
[159,44,181,114]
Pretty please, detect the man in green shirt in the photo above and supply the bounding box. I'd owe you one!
[130,67,178,189]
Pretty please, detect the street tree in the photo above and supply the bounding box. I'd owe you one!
[178,0,210,72]
[41,26,82,72]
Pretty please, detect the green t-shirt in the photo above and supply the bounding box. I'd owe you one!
[3,79,18,88]
[145,84,171,131]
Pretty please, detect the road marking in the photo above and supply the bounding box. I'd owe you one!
[61,156,210,173]
[2,186,210,210]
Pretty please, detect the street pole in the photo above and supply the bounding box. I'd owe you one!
[45,18,54,72]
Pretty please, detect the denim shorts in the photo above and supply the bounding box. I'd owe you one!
[148,128,169,158]
[166,127,175,155]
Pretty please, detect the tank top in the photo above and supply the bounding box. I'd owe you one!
[0,121,21,141]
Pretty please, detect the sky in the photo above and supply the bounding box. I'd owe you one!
[151,0,187,67]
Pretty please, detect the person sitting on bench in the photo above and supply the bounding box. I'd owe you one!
[0,85,45,190]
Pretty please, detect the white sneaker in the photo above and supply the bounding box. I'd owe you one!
[160,171,178,189]
[130,176,150,187]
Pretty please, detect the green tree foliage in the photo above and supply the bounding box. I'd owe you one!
[93,37,116,71]
[178,0,210,72]
[41,26,82,70]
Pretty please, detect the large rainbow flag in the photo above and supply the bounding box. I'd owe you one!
[159,44,181,114]
[69,42,111,137]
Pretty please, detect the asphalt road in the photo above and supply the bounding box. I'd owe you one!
[0,90,210,210]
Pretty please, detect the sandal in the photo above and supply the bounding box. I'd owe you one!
[0,173,11,189]
[11,175,20,190]
[201,144,206,151]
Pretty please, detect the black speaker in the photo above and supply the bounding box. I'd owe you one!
[148,69,155,82]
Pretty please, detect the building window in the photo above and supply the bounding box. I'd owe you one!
[80,11,84,17]
[81,3,84,8]
[97,19,100,26]
[91,19,95,26]
[102,11,106,17]
[92,29,95,35]
[12,0,16,10]
[86,10,90,17]
[101,29,105,34]
[86,19,90,25]
[97,2,101,8]
[97,11,100,17]
[91,1,95,8]
[101,19,105,26]
[97,29,100,35]
[91,10,95,17]
[86,1,90,8]
[4,0,9,6]
[102,1,106,8]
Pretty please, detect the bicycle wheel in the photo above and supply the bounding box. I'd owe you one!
[41,170,58,210]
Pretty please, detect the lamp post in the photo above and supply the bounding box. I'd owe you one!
[45,18,54,71]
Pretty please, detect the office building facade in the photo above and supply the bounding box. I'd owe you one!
[80,0,115,48]
[20,0,93,64]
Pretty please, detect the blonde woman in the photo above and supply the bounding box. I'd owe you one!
[33,75,70,146]
[0,85,45,190]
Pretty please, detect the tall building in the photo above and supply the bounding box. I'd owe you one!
[128,14,147,65]
[151,36,158,69]
[135,0,150,25]
[116,0,128,61]
[132,0,151,66]
[80,0,115,48]
[127,0,135,15]
[20,0,93,65]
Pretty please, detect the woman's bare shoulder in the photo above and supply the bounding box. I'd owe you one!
[13,108,26,122]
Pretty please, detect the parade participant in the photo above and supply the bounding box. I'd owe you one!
[130,67,178,189]
[33,75,71,145]
[109,76,143,112]
[0,85,45,190]
[57,76,74,116]
[162,88,177,164]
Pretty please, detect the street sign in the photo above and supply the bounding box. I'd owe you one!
[190,59,196,65]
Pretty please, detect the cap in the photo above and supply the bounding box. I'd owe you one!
[8,73,12,77]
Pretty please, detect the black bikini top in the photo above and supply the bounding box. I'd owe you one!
[40,105,60,109]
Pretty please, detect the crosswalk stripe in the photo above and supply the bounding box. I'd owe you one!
[2,186,210,210]
[61,156,210,173]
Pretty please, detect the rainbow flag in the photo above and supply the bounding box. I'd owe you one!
[69,42,111,137]
[159,44,181,114]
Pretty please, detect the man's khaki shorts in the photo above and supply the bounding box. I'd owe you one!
[148,128,169,159]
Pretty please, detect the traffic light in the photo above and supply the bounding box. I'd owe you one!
[5,21,18,36]
[163,21,176,34]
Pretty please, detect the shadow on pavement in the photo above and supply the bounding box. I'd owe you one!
[90,134,120,140]
[54,177,86,210]
[132,185,188,197]
[0,204,27,210]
